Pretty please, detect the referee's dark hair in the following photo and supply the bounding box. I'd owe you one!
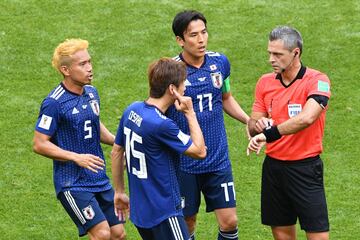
[148,58,186,98]
[172,10,207,40]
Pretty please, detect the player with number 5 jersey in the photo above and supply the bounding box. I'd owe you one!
[111,58,206,240]
[33,39,125,239]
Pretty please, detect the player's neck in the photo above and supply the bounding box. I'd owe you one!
[182,51,204,68]
[62,79,84,95]
[146,96,172,113]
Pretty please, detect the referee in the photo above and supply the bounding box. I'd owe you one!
[247,26,331,240]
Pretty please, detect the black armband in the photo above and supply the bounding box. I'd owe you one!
[308,94,329,109]
[263,125,282,143]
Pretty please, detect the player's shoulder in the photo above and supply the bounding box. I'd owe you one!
[84,84,99,94]
[173,55,182,62]
[46,84,66,101]
[41,84,67,108]
[205,51,229,67]
[206,50,227,60]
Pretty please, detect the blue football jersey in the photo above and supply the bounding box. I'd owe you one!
[35,83,111,196]
[167,51,231,173]
[115,101,192,228]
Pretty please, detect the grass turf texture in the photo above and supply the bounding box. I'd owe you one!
[1,0,359,239]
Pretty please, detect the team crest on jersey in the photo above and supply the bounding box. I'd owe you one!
[89,100,100,116]
[211,72,223,89]
[82,205,95,220]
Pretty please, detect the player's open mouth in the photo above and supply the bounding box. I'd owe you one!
[199,46,206,51]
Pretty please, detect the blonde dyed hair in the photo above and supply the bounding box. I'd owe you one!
[52,38,89,72]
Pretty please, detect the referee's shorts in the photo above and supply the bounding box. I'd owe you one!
[261,155,329,232]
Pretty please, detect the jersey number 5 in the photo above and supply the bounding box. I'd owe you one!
[84,120,92,139]
[124,127,148,179]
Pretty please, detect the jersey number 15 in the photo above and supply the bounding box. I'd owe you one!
[124,127,148,179]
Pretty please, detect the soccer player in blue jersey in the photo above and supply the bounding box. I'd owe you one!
[167,10,250,240]
[111,58,207,240]
[33,39,125,240]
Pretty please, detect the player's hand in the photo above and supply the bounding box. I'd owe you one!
[73,154,105,173]
[114,191,129,221]
[247,133,266,156]
[173,89,194,114]
[255,117,274,133]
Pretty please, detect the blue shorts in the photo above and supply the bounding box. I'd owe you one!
[136,216,189,240]
[58,188,124,236]
[178,166,236,216]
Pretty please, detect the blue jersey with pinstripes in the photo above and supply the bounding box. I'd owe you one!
[167,51,231,173]
[35,83,111,196]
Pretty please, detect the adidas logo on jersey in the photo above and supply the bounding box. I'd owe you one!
[72,107,79,114]
[198,77,206,82]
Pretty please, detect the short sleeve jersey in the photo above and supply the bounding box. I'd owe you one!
[166,51,231,173]
[252,66,331,160]
[35,83,111,195]
[115,101,192,228]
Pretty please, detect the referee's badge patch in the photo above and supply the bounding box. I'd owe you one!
[211,72,223,89]
[89,100,100,116]
[288,104,302,118]
[82,205,95,220]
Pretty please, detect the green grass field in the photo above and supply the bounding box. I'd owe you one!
[1,0,359,239]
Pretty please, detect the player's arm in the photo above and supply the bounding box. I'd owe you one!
[222,92,249,124]
[111,143,129,220]
[173,89,206,159]
[33,131,105,173]
[100,121,115,145]
[183,110,207,159]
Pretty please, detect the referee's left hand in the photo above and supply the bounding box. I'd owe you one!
[247,133,266,156]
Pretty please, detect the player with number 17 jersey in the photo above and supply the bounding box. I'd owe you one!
[167,51,231,173]
[35,83,111,195]
[115,101,193,228]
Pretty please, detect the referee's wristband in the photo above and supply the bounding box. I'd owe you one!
[263,125,282,143]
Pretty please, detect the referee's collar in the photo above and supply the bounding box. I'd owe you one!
[275,64,306,88]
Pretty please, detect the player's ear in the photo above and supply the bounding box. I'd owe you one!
[59,65,70,77]
[169,84,175,95]
[176,36,185,48]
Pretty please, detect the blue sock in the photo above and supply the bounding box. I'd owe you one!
[217,228,238,240]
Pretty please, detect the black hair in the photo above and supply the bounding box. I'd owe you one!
[172,10,207,39]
